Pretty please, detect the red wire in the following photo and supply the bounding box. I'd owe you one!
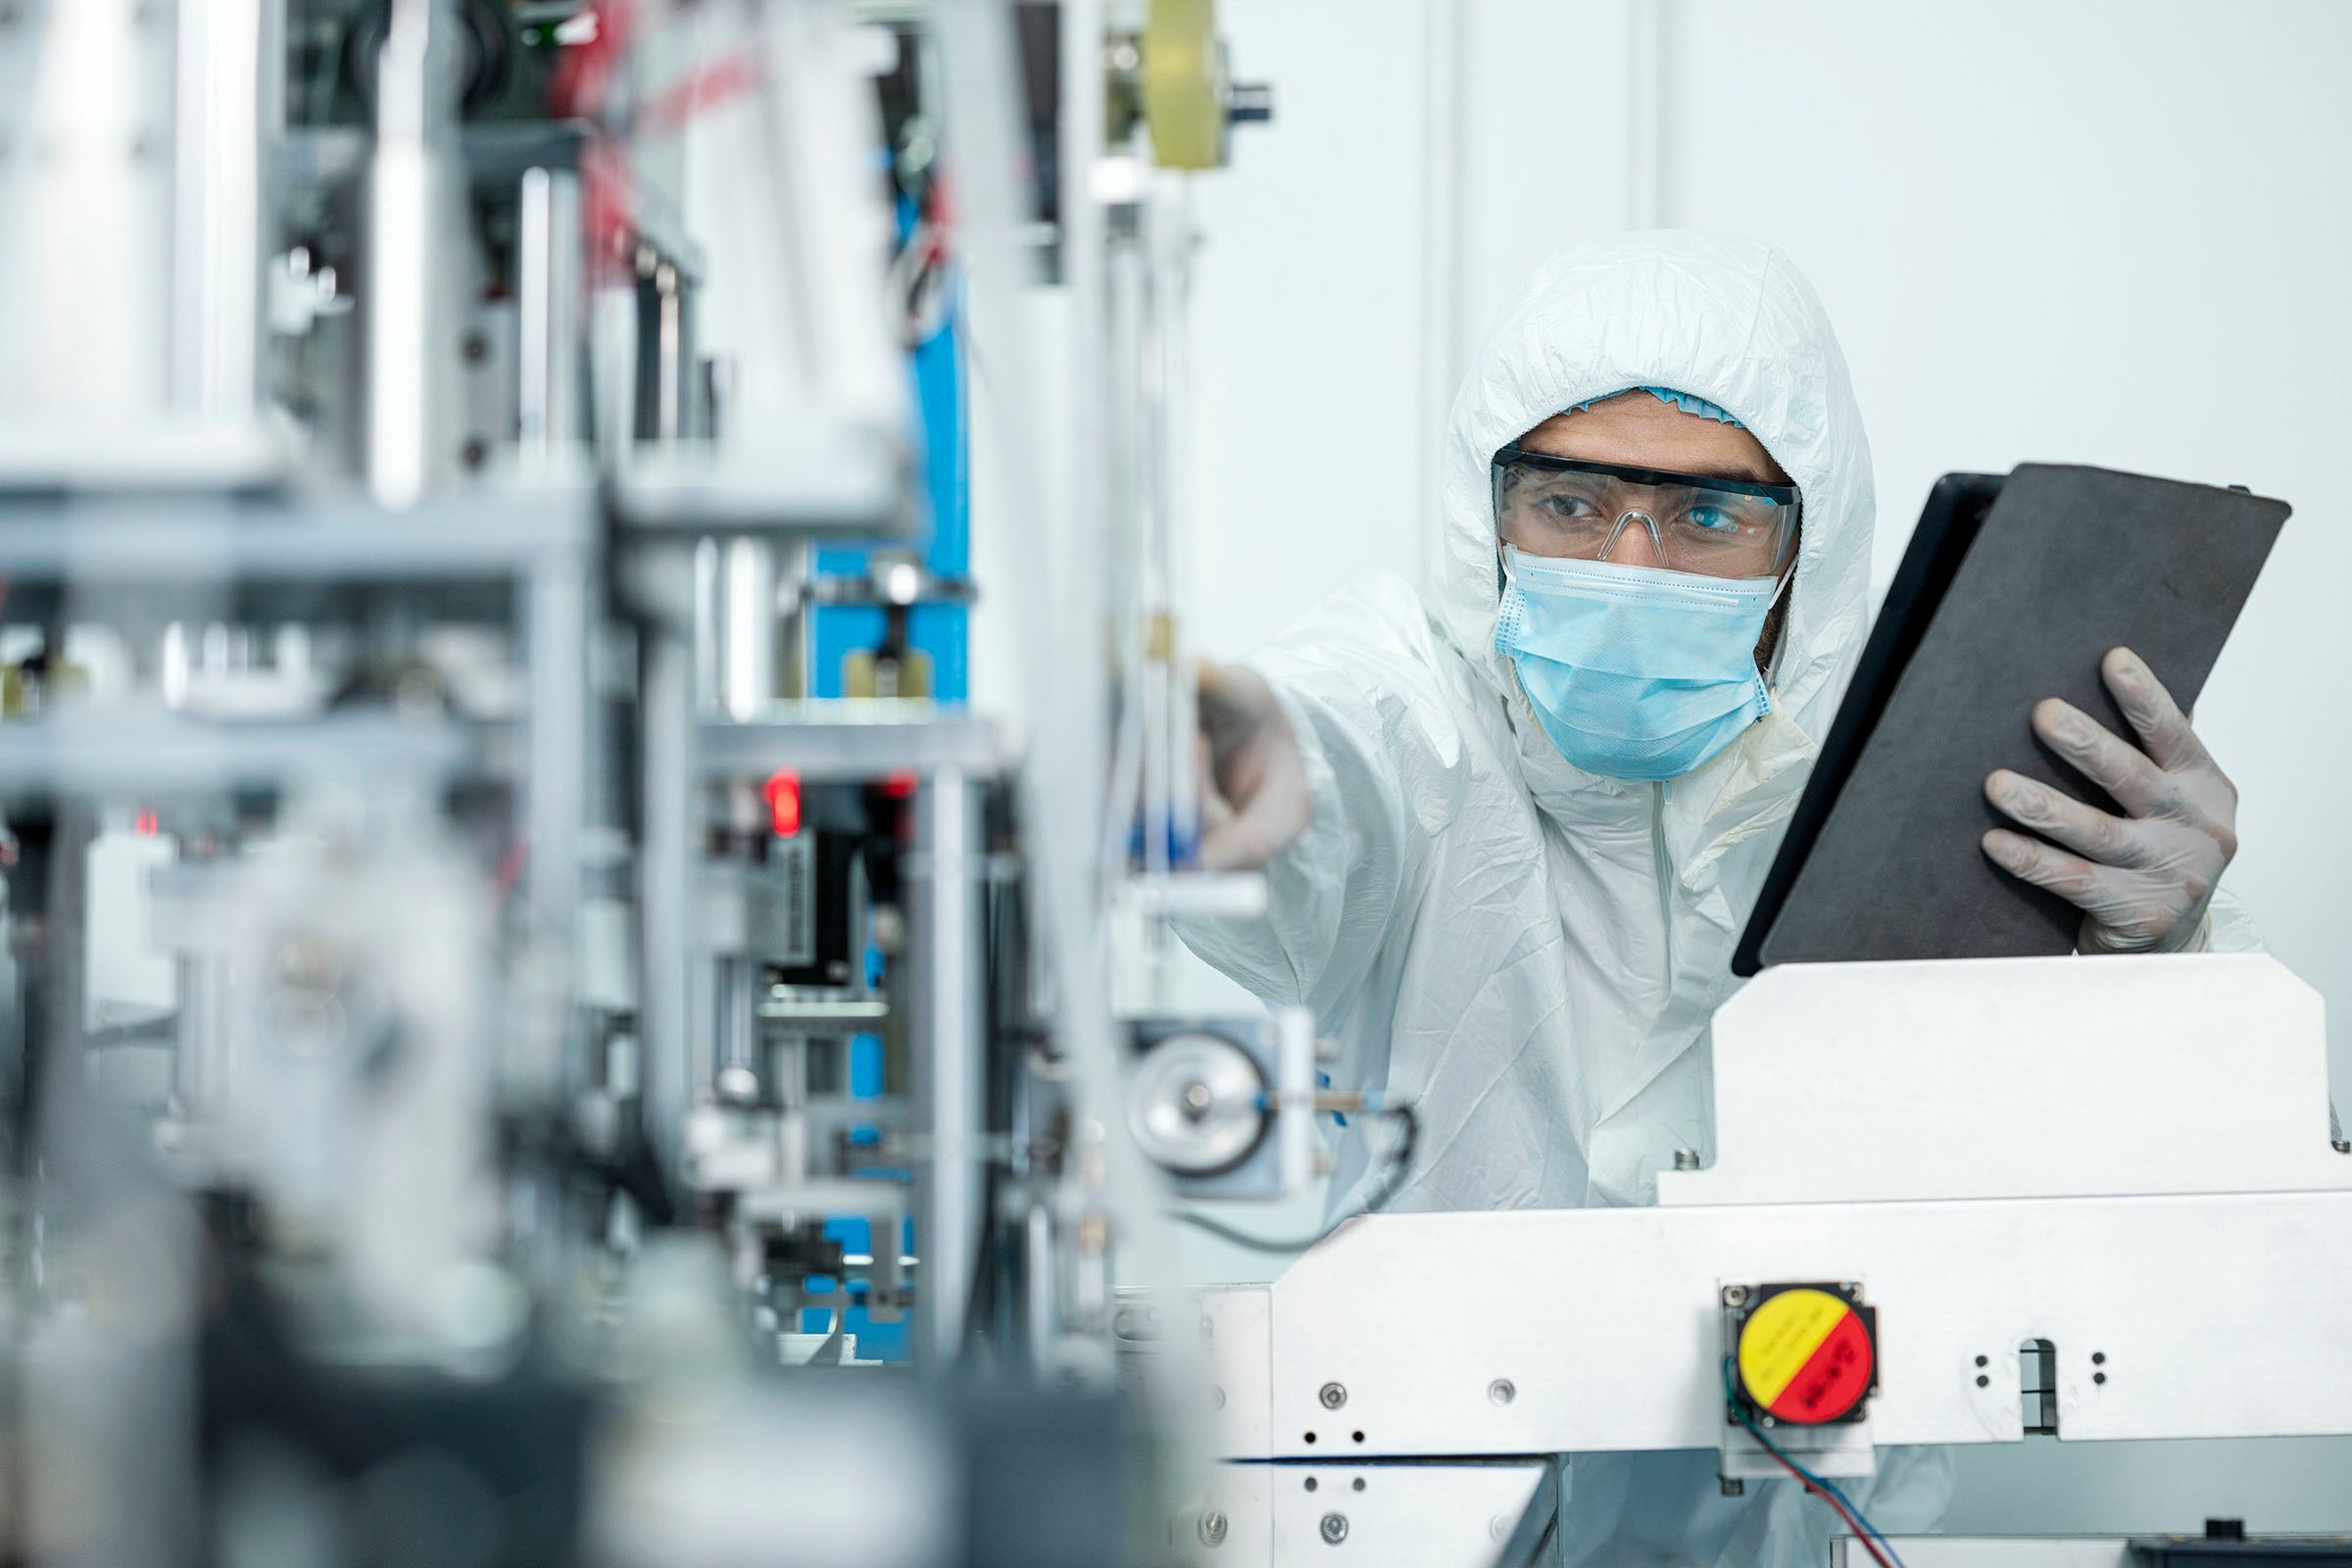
[635,51,762,140]
[547,0,637,121]
[545,2,641,270]
[493,840,529,900]
[1752,1442,1894,1568]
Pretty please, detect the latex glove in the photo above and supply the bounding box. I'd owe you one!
[1981,647,2238,954]
[1196,662,1311,871]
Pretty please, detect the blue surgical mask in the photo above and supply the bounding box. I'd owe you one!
[1494,545,1786,782]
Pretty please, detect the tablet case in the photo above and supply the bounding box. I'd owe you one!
[1733,463,2289,972]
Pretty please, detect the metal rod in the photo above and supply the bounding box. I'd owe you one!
[720,538,779,719]
[522,548,590,992]
[779,540,815,701]
[172,954,232,1117]
[911,767,984,1363]
[715,955,758,1081]
[516,168,584,460]
[638,626,699,1181]
[364,0,457,508]
[171,0,273,424]
[655,263,685,441]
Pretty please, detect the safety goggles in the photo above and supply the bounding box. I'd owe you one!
[1491,447,1800,579]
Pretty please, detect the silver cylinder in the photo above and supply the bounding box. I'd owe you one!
[172,0,277,425]
[362,0,463,508]
[638,626,698,1183]
[719,538,780,720]
[516,168,585,461]
[172,955,233,1118]
[910,768,985,1364]
[713,955,758,1083]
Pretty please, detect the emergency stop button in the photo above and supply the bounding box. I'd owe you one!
[1732,1284,1878,1426]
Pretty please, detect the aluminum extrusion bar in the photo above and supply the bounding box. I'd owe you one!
[608,426,914,541]
[0,493,593,581]
[0,713,480,801]
[696,709,1006,782]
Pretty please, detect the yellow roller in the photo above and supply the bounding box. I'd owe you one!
[1142,0,1223,170]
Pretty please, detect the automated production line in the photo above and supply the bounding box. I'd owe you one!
[0,4,2345,1567]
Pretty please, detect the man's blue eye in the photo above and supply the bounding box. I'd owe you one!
[1686,505,1740,533]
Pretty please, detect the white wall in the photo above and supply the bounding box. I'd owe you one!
[1657,0,2352,1106]
[1165,0,2352,1536]
[1187,0,2352,1098]
[1650,0,2352,1533]
[1182,0,1438,659]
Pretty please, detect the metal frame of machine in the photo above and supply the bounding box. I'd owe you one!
[0,0,1297,1563]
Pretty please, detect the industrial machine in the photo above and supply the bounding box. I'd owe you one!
[5,4,2349,1568]
[0,0,1297,1562]
[1142,956,2352,1565]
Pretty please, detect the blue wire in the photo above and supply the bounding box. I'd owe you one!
[1818,1477,1908,1568]
[1720,1358,1910,1568]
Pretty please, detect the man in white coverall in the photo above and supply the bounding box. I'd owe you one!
[1180,232,2257,1566]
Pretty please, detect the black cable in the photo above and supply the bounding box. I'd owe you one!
[1169,1105,1418,1255]
[956,1153,1004,1365]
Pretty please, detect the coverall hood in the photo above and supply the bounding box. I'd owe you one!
[1433,229,1876,802]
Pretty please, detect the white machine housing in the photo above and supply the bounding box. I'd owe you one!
[1175,956,2351,1468]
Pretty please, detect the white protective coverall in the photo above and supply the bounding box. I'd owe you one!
[1178,231,2257,1566]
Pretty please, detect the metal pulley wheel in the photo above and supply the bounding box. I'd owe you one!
[1127,1031,1268,1176]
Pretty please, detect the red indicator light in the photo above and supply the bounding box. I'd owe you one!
[763,770,802,838]
[134,808,160,837]
[882,771,917,801]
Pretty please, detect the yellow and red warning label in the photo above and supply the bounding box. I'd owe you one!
[1737,1288,1876,1425]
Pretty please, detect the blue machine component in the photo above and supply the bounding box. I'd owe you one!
[808,1029,911,1362]
[804,1207,915,1360]
[851,1030,885,1099]
[810,198,969,703]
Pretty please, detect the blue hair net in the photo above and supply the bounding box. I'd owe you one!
[1567,385,1743,428]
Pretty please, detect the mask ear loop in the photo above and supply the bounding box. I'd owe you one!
[1757,549,1799,685]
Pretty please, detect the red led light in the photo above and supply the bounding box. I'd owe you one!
[134,808,160,837]
[763,769,802,838]
[881,771,917,801]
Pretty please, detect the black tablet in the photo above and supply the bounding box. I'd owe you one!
[1731,464,2289,974]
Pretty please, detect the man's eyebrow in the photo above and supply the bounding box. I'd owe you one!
[1683,458,1784,486]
